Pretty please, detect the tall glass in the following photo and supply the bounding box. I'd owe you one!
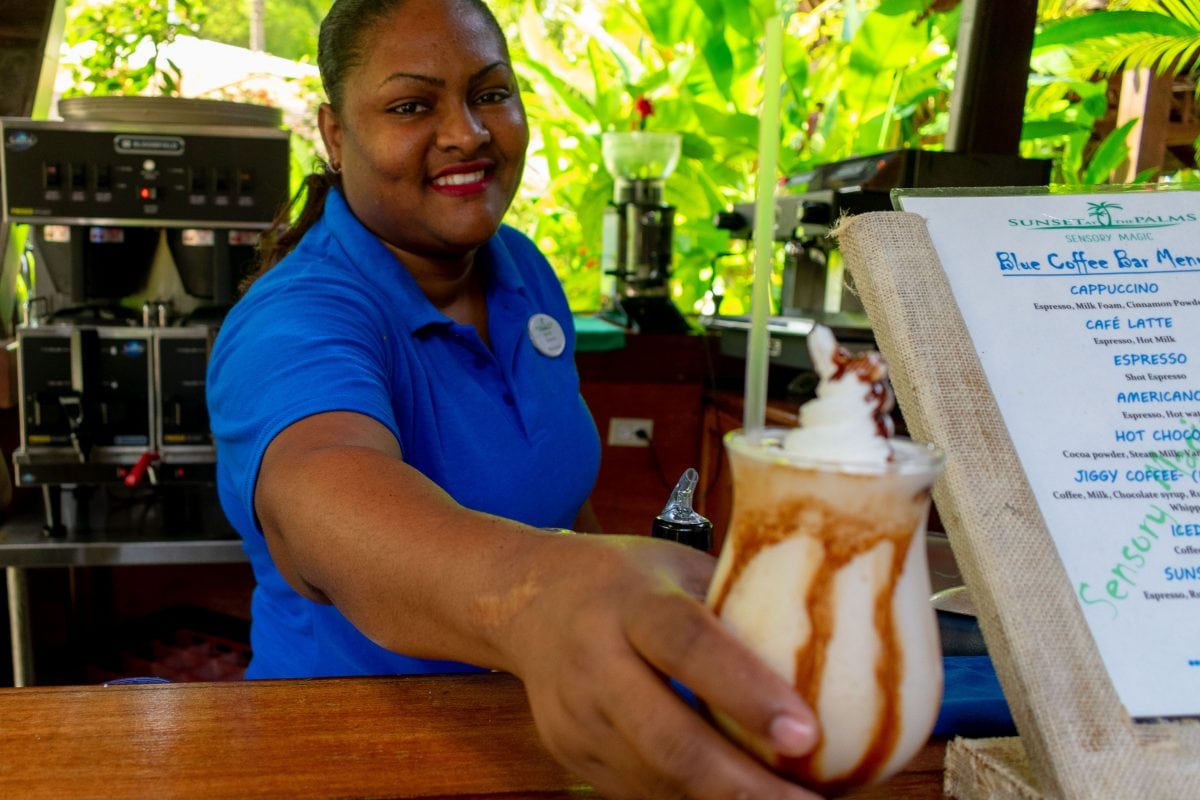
[706,428,945,796]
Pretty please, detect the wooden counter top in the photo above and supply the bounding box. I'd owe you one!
[0,673,948,798]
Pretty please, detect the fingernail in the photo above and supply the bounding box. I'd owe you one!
[769,714,816,756]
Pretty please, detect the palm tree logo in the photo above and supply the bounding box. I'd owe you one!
[1087,201,1122,227]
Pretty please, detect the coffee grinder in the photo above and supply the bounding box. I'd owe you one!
[597,131,692,334]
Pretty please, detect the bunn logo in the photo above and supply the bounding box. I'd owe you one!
[4,130,37,151]
[1009,202,1198,231]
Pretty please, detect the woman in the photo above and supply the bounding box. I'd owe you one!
[207,1,821,797]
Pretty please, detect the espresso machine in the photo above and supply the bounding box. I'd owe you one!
[0,97,289,533]
[706,149,1052,370]
[597,131,692,334]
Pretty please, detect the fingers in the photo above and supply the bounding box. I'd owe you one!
[625,590,819,762]
[603,656,825,800]
[515,535,825,799]
[531,650,823,800]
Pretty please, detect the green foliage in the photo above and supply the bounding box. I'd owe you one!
[1037,1,1200,89]
[506,0,963,314]
[201,0,331,61]
[63,0,208,96]
[60,0,1200,313]
[1025,0,1200,186]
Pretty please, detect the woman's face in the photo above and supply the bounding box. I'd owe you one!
[319,0,529,263]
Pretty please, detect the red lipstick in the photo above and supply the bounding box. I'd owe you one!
[430,160,494,196]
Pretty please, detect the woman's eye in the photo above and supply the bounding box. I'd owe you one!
[389,101,426,115]
[476,89,512,105]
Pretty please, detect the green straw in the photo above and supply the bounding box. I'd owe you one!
[743,15,784,431]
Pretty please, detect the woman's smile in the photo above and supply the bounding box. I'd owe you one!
[430,160,495,195]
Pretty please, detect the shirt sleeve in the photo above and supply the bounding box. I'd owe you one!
[207,267,399,536]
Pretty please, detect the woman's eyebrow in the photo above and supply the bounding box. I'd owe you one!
[378,71,442,89]
[378,61,510,89]
[468,61,510,84]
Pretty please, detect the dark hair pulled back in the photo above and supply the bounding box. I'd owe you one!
[245,0,506,292]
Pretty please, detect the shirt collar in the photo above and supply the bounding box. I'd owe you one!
[321,188,526,335]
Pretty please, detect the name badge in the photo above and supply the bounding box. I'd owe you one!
[528,313,566,357]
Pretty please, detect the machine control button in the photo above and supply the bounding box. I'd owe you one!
[188,167,206,194]
[69,164,87,191]
[235,167,254,194]
[43,162,62,189]
[94,164,113,191]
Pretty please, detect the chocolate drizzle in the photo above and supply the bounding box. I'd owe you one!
[829,343,895,443]
[710,457,926,796]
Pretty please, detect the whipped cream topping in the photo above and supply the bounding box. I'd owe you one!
[782,325,894,465]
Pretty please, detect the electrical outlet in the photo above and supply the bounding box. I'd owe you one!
[607,417,653,447]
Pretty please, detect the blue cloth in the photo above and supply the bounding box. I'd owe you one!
[102,677,173,686]
[934,655,1016,738]
[207,188,601,679]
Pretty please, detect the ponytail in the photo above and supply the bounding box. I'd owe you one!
[240,166,341,295]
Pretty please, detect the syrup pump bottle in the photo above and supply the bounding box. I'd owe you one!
[651,468,713,551]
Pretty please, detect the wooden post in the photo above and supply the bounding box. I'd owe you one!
[1116,67,1172,182]
[945,0,1038,155]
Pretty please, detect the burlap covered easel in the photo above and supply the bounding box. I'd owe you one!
[836,211,1200,800]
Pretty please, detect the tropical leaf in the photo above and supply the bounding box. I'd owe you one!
[1034,11,1194,50]
[1159,0,1200,29]
[518,60,599,127]
[693,0,725,24]
[721,0,755,34]
[701,25,736,101]
[1103,35,1200,74]
[1081,117,1137,184]
[1021,118,1088,140]
[642,0,704,45]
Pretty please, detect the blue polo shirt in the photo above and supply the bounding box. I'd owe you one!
[207,188,601,678]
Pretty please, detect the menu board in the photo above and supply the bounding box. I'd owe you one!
[895,188,1200,720]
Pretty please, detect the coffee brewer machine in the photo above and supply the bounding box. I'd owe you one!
[597,131,692,334]
[0,97,289,533]
[707,149,1052,369]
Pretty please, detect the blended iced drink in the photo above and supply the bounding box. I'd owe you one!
[706,325,943,795]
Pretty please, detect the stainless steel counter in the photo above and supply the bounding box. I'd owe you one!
[1,491,246,687]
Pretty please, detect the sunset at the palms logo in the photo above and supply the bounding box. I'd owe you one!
[1008,201,1194,230]
[1087,201,1123,227]
[1089,201,1123,226]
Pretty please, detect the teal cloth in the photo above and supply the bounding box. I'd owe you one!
[573,315,626,352]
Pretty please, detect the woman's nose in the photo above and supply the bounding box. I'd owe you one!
[437,102,491,152]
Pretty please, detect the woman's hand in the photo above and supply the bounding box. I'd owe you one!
[502,533,825,800]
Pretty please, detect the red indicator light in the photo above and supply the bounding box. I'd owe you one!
[175,467,185,478]
[139,186,158,201]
